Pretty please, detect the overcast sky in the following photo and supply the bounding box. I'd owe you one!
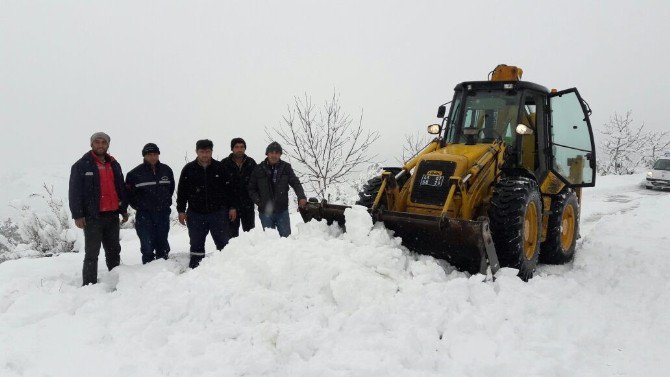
[2,0,669,176]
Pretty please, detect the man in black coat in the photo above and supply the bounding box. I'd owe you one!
[69,132,128,286]
[125,143,175,264]
[248,142,307,237]
[177,139,239,268]
[221,137,257,238]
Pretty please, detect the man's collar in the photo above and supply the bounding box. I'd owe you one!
[144,160,160,170]
[90,151,112,163]
[196,159,211,168]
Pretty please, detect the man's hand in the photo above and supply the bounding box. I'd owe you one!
[229,209,237,222]
[74,218,86,229]
[298,198,307,209]
[121,213,129,224]
[178,212,187,225]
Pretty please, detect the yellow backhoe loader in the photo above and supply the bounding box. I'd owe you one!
[299,65,596,280]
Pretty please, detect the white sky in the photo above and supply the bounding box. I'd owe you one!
[1,0,669,173]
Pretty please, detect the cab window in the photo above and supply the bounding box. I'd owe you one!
[447,90,521,145]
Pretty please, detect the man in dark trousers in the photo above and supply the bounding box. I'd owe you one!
[69,132,128,286]
[221,137,257,238]
[248,142,307,237]
[177,139,238,268]
[125,143,175,264]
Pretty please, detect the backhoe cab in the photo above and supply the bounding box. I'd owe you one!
[300,64,596,280]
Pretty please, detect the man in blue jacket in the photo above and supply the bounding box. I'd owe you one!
[69,132,128,286]
[126,143,175,264]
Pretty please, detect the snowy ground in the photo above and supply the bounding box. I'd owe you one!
[1,174,669,376]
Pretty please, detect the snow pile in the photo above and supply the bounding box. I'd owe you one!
[342,205,374,244]
[0,174,669,376]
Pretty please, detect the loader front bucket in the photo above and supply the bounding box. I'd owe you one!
[299,201,499,275]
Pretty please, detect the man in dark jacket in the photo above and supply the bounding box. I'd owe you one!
[126,143,175,264]
[69,132,128,286]
[177,139,239,268]
[221,137,257,238]
[248,142,307,237]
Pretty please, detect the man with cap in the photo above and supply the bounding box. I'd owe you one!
[69,132,128,286]
[221,137,257,238]
[248,142,307,237]
[125,143,175,264]
[176,139,239,268]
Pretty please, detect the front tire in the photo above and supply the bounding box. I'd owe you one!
[488,177,542,281]
[540,190,579,264]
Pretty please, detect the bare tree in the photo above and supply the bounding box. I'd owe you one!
[267,92,379,199]
[598,111,669,175]
[642,130,670,168]
[395,132,432,165]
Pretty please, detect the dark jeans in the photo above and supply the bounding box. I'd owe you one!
[135,208,171,264]
[186,208,229,268]
[229,206,255,238]
[259,210,291,237]
[83,212,121,286]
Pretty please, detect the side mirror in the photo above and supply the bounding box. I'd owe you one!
[437,105,446,118]
[516,124,534,135]
[427,124,441,134]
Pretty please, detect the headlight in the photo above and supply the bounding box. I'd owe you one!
[427,124,441,134]
[516,124,534,135]
[647,171,653,178]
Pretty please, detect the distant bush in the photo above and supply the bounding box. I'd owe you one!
[0,183,77,263]
[0,219,22,263]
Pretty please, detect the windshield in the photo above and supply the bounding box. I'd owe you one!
[653,159,670,171]
[446,90,522,145]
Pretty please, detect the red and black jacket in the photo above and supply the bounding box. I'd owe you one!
[68,151,128,219]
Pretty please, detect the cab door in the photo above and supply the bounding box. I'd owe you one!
[548,88,596,187]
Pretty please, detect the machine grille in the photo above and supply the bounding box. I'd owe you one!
[410,160,456,206]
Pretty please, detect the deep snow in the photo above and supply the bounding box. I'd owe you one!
[1,174,669,376]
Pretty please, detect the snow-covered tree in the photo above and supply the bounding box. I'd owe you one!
[597,111,669,175]
[15,184,76,257]
[0,219,21,263]
[267,92,379,199]
[642,130,670,168]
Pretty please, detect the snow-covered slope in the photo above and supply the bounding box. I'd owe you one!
[0,175,668,376]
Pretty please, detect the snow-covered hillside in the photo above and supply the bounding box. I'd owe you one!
[0,175,668,376]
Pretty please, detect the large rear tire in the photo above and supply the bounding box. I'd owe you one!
[356,176,383,208]
[540,190,579,264]
[488,177,542,281]
[355,168,406,208]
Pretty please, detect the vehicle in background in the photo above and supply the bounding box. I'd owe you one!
[646,157,670,190]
